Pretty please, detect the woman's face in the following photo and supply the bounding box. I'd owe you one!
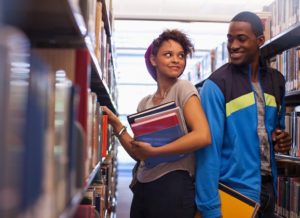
[151,39,186,80]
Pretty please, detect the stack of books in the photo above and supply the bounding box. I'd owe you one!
[127,101,188,168]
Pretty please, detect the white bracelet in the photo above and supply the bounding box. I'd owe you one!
[115,126,127,138]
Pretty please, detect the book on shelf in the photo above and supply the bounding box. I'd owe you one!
[195,183,260,218]
[127,101,188,168]
[285,111,300,157]
[32,47,92,180]
[276,175,300,218]
[101,114,109,158]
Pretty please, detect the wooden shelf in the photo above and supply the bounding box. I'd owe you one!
[285,90,300,106]
[275,154,300,165]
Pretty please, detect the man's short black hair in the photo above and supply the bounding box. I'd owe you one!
[231,11,264,37]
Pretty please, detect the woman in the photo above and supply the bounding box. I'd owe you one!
[102,29,211,218]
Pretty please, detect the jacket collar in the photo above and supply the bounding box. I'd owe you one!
[230,55,268,75]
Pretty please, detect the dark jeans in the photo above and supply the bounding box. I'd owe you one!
[130,170,196,218]
[257,176,275,218]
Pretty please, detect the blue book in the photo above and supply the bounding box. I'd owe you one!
[136,125,186,168]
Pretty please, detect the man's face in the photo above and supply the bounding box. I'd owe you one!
[227,21,265,66]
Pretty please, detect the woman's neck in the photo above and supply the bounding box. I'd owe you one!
[152,80,176,105]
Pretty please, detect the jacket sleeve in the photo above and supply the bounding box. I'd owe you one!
[195,79,225,218]
[279,78,286,129]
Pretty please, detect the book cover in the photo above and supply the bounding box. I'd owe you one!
[22,54,49,213]
[66,85,80,200]
[218,183,260,218]
[195,183,260,218]
[127,101,176,125]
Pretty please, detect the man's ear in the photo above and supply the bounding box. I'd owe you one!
[257,35,265,47]
[150,55,156,66]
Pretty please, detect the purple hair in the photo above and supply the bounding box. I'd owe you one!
[144,43,157,81]
[144,29,194,81]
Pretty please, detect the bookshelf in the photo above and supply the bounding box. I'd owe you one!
[3,0,117,113]
[260,8,300,217]
[1,0,118,218]
[59,162,102,218]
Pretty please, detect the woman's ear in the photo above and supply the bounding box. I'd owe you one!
[150,54,156,67]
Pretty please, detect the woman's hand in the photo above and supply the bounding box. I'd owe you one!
[101,106,123,130]
[131,140,156,161]
[272,129,292,153]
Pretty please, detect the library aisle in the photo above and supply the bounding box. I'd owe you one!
[115,147,135,218]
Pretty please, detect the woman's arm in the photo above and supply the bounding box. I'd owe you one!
[101,106,138,161]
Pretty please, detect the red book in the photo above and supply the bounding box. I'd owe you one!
[101,115,108,158]
[131,112,180,137]
[74,205,96,218]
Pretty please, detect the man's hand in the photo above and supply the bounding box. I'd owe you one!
[272,129,292,153]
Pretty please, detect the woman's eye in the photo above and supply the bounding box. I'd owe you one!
[179,54,185,59]
[164,53,171,57]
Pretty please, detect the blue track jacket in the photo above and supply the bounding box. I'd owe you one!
[195,62,286,218]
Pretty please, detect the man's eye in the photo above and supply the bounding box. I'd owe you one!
[237,36,247,42]
[227,36,234,43]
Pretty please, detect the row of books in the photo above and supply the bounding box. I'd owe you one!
[188,40,229,85]
[80,0,116,98]
[266,0,300,38]
[276,175,300,218]
[74,154,118,218]
[285,111,300,157]
[269,46,300,93]
[0,26,117,218]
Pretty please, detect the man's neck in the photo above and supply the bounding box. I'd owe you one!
[251,61,259,82]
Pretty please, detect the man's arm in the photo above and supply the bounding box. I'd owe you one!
[195,79,225,218]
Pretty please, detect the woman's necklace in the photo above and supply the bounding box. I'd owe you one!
[153,87,171,100]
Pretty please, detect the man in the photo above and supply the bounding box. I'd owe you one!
[195,11,292,218]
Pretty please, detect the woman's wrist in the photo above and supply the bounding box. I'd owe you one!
[114,126,127,138]
[113,122,127,137]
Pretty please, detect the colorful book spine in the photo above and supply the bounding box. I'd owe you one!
[131,112,180,136]
[127,101,176,125]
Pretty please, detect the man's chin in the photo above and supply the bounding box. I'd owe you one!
[230,59,246,66]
